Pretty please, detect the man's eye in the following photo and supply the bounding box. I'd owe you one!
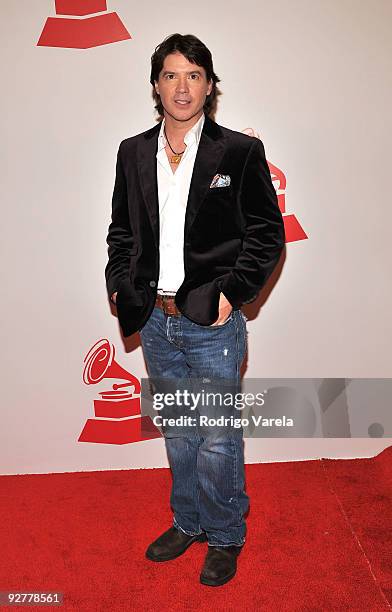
[166,74,175,79]
[190,74,199,79]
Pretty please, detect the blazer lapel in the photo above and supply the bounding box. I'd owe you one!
[137,121,161,249]
[137,114,226,249]
[184,115,226,237]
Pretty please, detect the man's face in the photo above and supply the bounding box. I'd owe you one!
[154,52,213,123]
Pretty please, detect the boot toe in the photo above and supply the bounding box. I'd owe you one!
[200,545,242,586]
[146,526,206,562]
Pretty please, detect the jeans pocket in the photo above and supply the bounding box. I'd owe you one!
[240,310,247,323]
[239,311,248,358]
[206,310,234,329]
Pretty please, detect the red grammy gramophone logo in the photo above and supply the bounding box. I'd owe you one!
[79,339,161,444]
[242,128,307,243]
[37,0,131,49]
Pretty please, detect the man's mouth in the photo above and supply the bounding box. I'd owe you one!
[174,99,191,106]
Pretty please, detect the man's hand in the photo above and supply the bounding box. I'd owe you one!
[210,292,233,326]
[111,292,118,305]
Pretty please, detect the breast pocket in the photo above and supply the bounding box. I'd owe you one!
[208,185,233,196]
[207,186,242,236]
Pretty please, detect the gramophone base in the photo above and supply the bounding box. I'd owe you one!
[37,13,131,49]
[283,213,307,243]
[78,416,161,445]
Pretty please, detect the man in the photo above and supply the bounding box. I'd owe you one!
[105,33,285,586]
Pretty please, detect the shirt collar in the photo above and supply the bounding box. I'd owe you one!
[157,113,205,152]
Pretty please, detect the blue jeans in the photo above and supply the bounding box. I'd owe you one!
[139,305,249,547]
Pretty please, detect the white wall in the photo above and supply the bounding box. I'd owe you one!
[1,0,391,474]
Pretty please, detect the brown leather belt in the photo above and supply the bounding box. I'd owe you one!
[155,293,181,316]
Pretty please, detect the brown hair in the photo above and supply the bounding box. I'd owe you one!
[150,33,221,120]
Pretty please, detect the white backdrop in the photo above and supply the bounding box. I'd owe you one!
[1,0,391,474]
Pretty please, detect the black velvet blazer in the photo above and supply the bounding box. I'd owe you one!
[105,114,285,338]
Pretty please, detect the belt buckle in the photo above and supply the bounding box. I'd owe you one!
[161,294,177,316]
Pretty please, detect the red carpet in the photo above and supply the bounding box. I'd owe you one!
[1,447,391,611]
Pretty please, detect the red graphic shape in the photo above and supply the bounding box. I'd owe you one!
[37,6,131,49]
[79,339,161,445]
[55,0,107,15]
[267,160,308,243]
[80,416,159,445]
[94,394,141,418]
[268,161,287,212]
[283,214,308,243]
[277,193,286,214]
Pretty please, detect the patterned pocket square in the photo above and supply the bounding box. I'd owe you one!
[210,174,231,188]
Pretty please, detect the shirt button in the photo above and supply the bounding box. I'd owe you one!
[149,281,156,287]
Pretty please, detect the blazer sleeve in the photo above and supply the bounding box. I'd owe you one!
[219,138,285,308]
[105,141,135,302]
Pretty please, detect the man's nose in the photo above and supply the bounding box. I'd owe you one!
[176,76,189,93]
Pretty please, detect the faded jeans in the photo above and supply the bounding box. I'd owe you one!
[140,305,249,547]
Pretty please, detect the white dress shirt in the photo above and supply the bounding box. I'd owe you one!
[156,113,205,293]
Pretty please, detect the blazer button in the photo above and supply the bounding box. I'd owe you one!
[149,280,156,287]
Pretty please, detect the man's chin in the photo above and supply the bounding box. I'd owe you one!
[164,107,203,123]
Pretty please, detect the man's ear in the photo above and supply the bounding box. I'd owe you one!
[207,80,213,96]
[154,80,160,96]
